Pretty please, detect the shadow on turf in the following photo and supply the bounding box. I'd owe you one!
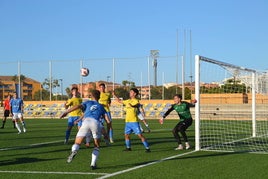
[166,150,250,161]
[98,151,250,170]
[3,147,70,158]
[0,157,61,166]
[1,142,71,158]
[91,160,159,170]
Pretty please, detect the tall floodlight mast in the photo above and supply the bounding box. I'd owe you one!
[150,50,159,86]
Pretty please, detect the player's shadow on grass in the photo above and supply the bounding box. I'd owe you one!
[167,150,249,162]
[147,136,179,146]
[95,160,159,170]
[3,148,70,158]
[0,157,61,166]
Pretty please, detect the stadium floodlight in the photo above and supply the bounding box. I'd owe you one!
[150,50,159,86]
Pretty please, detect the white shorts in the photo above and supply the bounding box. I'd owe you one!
[12,113,23,120]
[137,113,144,120]
[76,118,101,139]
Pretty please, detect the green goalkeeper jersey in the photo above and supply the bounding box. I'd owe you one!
[163,101,194,122]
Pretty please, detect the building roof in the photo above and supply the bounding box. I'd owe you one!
[0,76,40,84]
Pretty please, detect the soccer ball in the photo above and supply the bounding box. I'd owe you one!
[80,67,89,77]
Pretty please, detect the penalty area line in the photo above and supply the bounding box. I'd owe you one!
[0,170,109,176]
[97,150,197,179]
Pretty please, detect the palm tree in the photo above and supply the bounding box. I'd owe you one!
[42,78,60,100]
[12,74,26,98]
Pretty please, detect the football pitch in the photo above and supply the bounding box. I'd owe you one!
[0,119,267,179]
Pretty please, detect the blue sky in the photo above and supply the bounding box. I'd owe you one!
[0,0,267,92]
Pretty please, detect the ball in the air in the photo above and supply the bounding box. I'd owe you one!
[80,67,89,77]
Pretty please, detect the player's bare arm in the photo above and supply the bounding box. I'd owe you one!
[112,91,122,104]
[103,113,111,126]
[60,105,82,118]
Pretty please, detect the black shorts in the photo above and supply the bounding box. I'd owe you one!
[4,110,10,117]
[175,118,193,131]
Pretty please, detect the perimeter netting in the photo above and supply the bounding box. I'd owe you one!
[195,55,268,153]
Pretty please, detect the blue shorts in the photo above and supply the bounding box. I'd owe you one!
[68,116,80,127]
[125,122,142,135]
[77,120,83,127]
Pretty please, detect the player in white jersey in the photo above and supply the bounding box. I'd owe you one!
[10,92,26,134]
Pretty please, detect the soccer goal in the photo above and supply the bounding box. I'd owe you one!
[195,55,268,153]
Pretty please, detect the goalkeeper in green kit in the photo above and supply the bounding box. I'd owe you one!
[159,94,197,150]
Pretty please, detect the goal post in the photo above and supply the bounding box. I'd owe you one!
[194,55,268,153]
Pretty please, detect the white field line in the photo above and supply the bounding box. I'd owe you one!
[0,128,171,152]
[0,139,108,176]
[97,150,197,179]
[0,127,185,178]
[0,170,108,176]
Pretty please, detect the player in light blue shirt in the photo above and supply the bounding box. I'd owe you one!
[10,92,26,134]
[60,90,110,170]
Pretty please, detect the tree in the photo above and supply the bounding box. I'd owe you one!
[12,74,26,97]
[65,87,71,97]
[164,86,180,99]
[150,86,162,99]
[221,83,246,93]
[122,80,135,89]
[114,87,129,99]
[33,89,50,100]
[33,89,68,101]
[184,87,192,100]
[42,78,60,91]
[12,74,26,84]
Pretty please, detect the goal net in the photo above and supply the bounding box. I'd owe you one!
[195,55,268,153]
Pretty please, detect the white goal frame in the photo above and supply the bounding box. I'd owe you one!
[194,55,257,151]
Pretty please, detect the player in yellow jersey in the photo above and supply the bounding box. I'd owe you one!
[63,86,83,144]
[113,88,150,152]
[98,83,114,143]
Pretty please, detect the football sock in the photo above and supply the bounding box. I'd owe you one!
[125,139,131,148]
[145,124,150,131]
[15,122,21,132]
[22,121,26,130]
[72,144,80,152]
[91,147,100,166]
[2,120,6,127]
[65,130,71,141]
[139,124,143,131]
[109,129,113,140]
[142,140,149,149]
